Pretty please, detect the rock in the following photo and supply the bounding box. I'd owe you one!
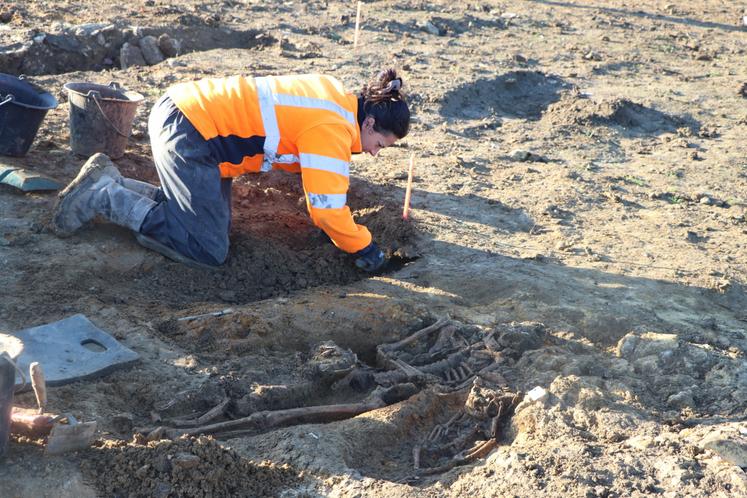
[153,454,172,473]
[111,412,134,433]
[45,34,81,51]
[146,426,165,441]
[172,452,201,470]
[686,230,706,243]
[153,482,172,498]
[158,33,181,58]
[702,434,747,467]
[667,390,694,408]
[554,240,573,252]
[495,322,547,356]
[617,332,679,360]
[420,21,443,36]
[625,435,655,450]
[0,9,14,23]
[616,334,640,358]
[510,149,547,162]
[658,349,675,367]
[304,341,357,382]
[526,386,548,402]
[134,464,149,478]
[120,42,146,69]
[73,23,108,37]
[138,35,164,65]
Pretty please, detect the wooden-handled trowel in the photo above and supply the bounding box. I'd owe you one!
[10,362,96,455]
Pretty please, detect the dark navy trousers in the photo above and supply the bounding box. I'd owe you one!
[140,95,232,266]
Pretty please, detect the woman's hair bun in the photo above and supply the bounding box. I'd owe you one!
[363,68,406,103]
[360,68,410,139]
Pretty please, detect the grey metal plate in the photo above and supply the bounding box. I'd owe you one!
[0,314,139,391]
[0,166,61,192]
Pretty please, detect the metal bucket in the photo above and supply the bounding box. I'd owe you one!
[0,336,23,459]
[64,81,144,159]
[0,73,58,157]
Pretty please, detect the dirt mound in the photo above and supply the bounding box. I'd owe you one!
[542,92,698,135]
[80,435,300,497]
[131,172,422,306]
[440,71,571,121]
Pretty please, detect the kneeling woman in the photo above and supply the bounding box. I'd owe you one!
[53,69,410,271]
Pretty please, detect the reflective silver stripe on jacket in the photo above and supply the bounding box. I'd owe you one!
[255,76,280,172]
[299,153,349,177]
[274,93,356,125]
[255,76,352,172]
[307,193,347,209]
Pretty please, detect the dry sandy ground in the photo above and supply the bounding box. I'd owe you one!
[1,1,746,497]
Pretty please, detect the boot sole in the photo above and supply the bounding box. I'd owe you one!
[51,154,121,237]
[135,233,220,270]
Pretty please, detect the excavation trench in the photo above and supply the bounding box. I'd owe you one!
[141,316,527,485]
[0,22,274,76]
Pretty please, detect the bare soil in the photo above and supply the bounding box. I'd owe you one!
[1,1,746,497]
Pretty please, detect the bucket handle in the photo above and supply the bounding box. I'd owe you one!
[0,95,14,107]
[1,352,27,394]
[86,90,131,139]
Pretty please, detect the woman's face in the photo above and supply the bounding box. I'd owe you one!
[361,117,397,157]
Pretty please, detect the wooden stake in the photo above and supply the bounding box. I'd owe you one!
[403,152,415,220]
[29,362,47,414]
[353,1,362,50]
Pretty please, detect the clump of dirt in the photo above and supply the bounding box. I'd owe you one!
[354,204,421,259]
[542,92,698,135]
[80,435,301,498]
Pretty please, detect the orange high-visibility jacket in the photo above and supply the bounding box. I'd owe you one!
[167,74,371,253]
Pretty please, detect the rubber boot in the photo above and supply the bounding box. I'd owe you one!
[52,167,156,237]
[63,151,162,201]
[121,178,163,201]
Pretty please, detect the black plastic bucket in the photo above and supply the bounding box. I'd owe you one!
[0,73,58,157]
[64,82,144,159]
[0,337,23,460]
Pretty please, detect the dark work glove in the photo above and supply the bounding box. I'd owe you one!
[354,242,386,272]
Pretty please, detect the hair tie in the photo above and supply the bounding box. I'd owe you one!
[384,78,402,93]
